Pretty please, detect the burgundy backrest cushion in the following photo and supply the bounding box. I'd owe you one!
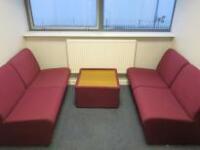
[0,64,25,122]
[171,64,200,120]
[9,48,40,86]
[157,49,188,86]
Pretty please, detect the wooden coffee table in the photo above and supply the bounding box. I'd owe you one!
[75,68,120,108]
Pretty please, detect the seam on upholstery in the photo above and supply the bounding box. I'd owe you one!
[28,70,40,87]
[9,62,40,88]
[3,64,39,122]
[28,85,66,89]
[29,70,71,88]
[9,63,27,87]
[169,63,190,88]
[170,90,193,120]
[156,70,170,87]
[1,64,26,122]
[133,84,168,90]
[3,88,26,124]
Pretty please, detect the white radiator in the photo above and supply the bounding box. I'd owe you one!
[66,39,137,73]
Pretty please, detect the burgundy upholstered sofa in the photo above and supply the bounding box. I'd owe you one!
[0,49,70,145]
[127,49,200,144]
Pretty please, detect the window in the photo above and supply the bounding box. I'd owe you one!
[28,0,97,30]
[26,0,176,31]
[104,0,176,31]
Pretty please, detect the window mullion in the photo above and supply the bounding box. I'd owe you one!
[153,0,160,29]
[98,0,104,30]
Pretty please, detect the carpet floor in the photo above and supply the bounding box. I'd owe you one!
[1,86,200,150]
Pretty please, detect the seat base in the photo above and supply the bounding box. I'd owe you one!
[31,68,70,88]
[127,68,167,89]
[1,87,66,145]
[133,87,200,144]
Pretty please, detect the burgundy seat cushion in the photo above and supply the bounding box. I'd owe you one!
[9,48,40,86]
[127,68,167,89]
[133,87,197,144]
[30,68,70,88]
[6,87,66,123]
[171,64,200,120]
[0,87,66,145]
[134,87,190,122]
[0,64,25,122]
[157,49,188,86]
[0,67,69,145]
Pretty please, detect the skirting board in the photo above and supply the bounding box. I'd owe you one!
[69,77,129,85]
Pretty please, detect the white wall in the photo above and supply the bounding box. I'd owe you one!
[0,0,28,66]
[25,37,173,70]
[135,38,172,69]
[172,0,200,68]
[25,37,68,69]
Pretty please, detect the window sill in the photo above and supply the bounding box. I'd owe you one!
[24,31,175,38]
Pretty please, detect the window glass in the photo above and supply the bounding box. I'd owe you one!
[27,0,176,31]
[104,0,176,31]
[30,0,97,28]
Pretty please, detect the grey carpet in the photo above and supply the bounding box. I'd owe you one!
[1,86,200,150]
